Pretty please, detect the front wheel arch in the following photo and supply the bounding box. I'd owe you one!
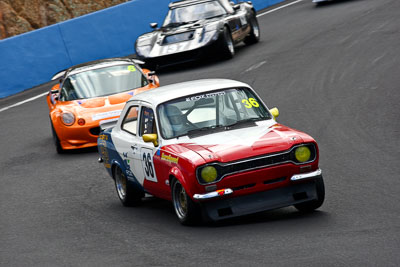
[170,177,201,225]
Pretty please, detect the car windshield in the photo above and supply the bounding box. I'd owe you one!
[163,1,226,27]
[59,64,148,101]
[157,87,271,139]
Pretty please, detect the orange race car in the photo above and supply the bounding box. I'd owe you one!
[46,58,160,153]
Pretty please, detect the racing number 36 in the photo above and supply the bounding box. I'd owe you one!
[140,147,157,182]
[242,98,259,108]
[143,152,154,178]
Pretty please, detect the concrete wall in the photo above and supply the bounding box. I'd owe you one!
[0,0,284,98]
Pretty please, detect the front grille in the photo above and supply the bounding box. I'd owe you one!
[232,183,256,191]
[222,153,291,176]
[90,127,101,136]
[263,177,286,185]
[162,31,195,45]
[196,144,317,185]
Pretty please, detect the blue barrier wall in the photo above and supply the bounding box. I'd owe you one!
[0,0,284,98]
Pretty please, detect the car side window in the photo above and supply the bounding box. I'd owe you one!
[121,105,139,135]
[139,106,157,136]
[60,77,77,101]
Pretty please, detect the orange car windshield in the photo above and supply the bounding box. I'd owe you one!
[59,64,149,101]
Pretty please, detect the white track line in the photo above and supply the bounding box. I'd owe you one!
[257,0,304,17]
[0,92,48,113]
[0,0,303,113]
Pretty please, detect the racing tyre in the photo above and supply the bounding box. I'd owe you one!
[244,15,260,45]
[114,166,143,206]
[221,27,235,59]
[171,178,200,225]
[50,120,64,154]
[294,176,325,212]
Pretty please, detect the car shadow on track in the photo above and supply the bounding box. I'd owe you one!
[314,0,364,8]
[122,195,330,228]
[58,146,98,155]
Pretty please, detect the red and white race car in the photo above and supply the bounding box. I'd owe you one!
[98,79,324,225]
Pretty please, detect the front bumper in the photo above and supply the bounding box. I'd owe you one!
[199,170,322,221]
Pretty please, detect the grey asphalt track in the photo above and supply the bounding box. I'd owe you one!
[1,0,399,266]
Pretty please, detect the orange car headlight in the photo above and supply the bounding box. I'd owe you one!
[61,112,75,126]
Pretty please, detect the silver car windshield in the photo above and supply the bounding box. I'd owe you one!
[59,64,148,101]
[163,1,226,27]
[157,87,271,139]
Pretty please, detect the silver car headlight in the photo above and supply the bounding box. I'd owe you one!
[201,30,218,43]
[200,23,219,43]
[61,112,75,126]
[137,35,152,46]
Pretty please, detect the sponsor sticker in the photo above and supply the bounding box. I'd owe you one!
[161,153,179,164]
[92,110,122,121]
[186,91,225,102]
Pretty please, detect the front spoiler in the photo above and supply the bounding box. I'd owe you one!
[200,174,323,221]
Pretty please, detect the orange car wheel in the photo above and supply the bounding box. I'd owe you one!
[50,120,64,154]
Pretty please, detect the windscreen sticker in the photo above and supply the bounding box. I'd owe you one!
[127,65,136,72]
[186,91,225,102]
[242,98,260,108]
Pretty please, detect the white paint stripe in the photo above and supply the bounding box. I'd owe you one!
[257,0,304,17]
[0,92,48,113]
[245,61,266,72]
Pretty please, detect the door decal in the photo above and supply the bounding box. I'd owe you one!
[141,147,157,182]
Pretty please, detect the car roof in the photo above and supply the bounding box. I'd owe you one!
[169,0,216,9]
[67,58,143,76]
[128,79,250,106]
[52,57,145,80]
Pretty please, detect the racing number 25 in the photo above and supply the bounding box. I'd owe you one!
[242,98,259,108]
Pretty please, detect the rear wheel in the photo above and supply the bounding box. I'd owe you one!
[294,176,325,212]
[221,27,235,59]
[50,120,64,154]
[114,166,143,206]
[244,15,260,45]
[171,178,200,225]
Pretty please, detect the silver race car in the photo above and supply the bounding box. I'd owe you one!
[135,0,260,68]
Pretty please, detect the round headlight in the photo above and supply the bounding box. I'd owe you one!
[295,146,311,163]
[201,166,218,183]
[61,112,75,126]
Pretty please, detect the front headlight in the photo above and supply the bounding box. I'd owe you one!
[137,35,153,46]
[200,23,219,43]
[201,166,218,183]
[61,112,75,126]
[197,165,220,184]
[201,30,218,43]
[292,145,315,163]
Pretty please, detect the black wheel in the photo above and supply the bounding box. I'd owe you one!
[171,178,200,225]
[244,15,260,45]
[294,176,325,212]
[50,120,64,154]
[114,166,143,206]
[221,26,235,59]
